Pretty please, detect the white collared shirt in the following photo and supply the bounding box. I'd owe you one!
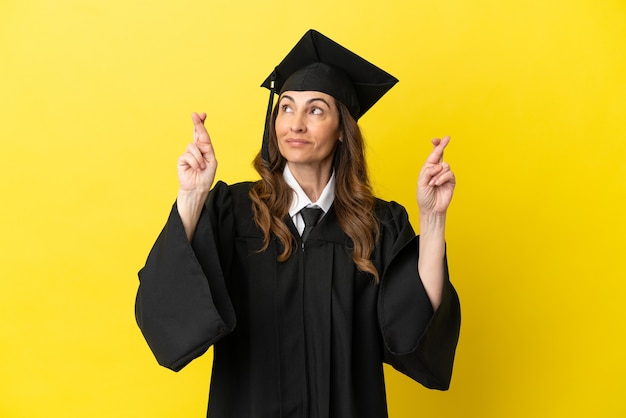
[284,163,335,236]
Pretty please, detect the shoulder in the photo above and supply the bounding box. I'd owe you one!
[212,180,256,194]
[375,198,409,224]
[211,179,262,212]
[374,198,415,241]
[209,180,256,203]
[205,180,257,215]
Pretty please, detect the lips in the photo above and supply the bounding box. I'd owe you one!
[285,138,310,146]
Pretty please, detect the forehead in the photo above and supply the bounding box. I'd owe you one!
[279,90,336,106]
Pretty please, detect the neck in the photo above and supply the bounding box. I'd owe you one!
[287,161,333,202]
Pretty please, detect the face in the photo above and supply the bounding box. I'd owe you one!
[275,90,341,170]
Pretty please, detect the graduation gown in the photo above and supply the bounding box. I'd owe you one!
[135,181,460,418]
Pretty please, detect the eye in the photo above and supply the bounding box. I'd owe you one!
[280,103,293,113]
[310,106,323,115]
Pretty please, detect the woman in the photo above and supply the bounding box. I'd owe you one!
[136,30,460,418]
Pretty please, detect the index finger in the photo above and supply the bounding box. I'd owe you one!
[425,136,450,165]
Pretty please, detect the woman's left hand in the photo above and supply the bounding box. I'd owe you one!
[417,136,456,216]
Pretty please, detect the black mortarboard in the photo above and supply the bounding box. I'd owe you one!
[260,29,398,161]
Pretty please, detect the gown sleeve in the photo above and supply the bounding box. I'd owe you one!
[378,202,461,390]
[135,181,236,372]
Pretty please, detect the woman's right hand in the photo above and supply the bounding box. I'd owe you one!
[177,112,218,193]
[176,112,217,241]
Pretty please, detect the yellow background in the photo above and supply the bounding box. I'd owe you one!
[2,0,625,416]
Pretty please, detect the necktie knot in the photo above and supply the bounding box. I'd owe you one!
[300,207,323,243]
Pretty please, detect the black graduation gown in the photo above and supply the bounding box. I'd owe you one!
[135,181,460,418]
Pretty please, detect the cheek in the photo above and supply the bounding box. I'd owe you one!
[319,125,340,146]
[274,113,290,135]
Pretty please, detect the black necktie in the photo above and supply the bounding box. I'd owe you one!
[300,207,324,243]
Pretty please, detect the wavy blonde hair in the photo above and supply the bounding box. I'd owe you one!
[249,99,380,281]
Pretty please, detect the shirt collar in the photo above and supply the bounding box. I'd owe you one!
[284,163,335,217]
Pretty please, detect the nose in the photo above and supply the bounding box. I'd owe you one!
[290,111,306,133]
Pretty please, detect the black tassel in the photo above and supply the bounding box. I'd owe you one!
[261,70,277,163]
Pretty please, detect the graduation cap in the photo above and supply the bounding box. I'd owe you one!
[260,29,399,161]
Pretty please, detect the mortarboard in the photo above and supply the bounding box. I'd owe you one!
[260,29,398,162]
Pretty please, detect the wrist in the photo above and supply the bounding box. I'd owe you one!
[177,188,209,213]
[176,189,210,241]
[419,211,447,236]
[178,187,209,201]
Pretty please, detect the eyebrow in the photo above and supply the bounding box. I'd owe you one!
[280,94,332,108]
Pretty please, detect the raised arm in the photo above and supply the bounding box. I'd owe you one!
[416,136,456,309]
[177,112,218,240]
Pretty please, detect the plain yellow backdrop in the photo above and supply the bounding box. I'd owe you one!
[1,0,625,417]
